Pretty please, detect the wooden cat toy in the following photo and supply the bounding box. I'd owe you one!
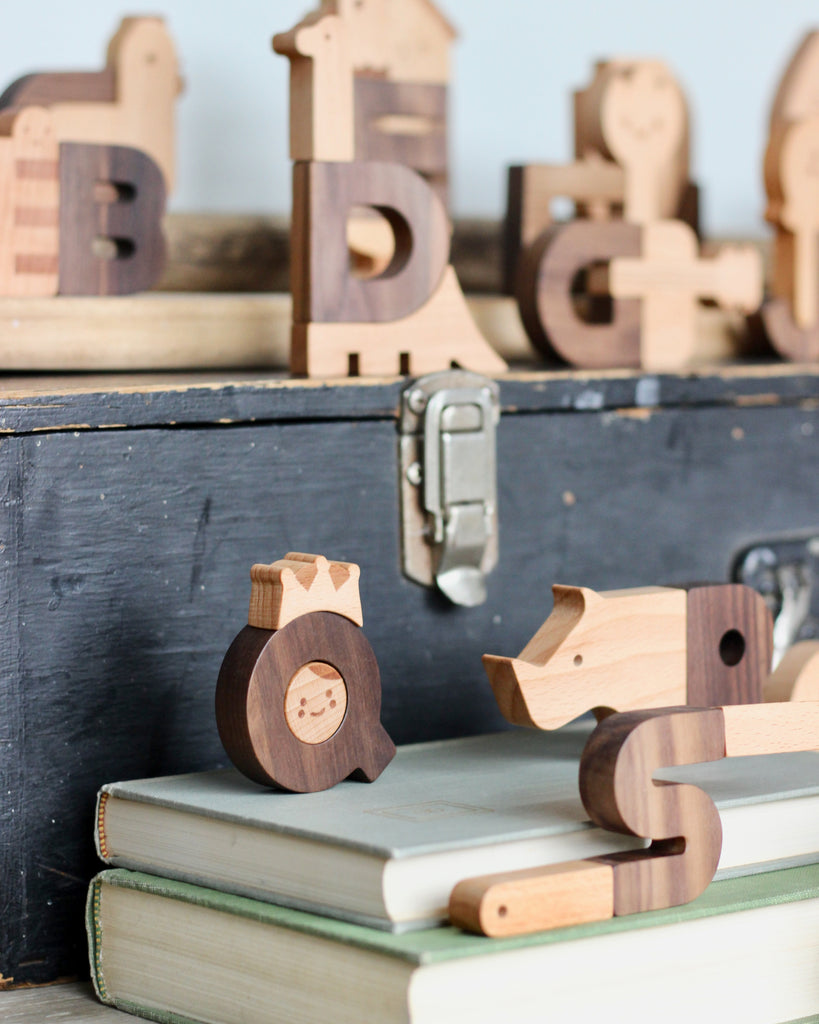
[483,582,816,732]
[215,553,395,793]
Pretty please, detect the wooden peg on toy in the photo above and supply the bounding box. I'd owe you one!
[215,553,395,793]
[0,17,182,191]
[483,582,775,732]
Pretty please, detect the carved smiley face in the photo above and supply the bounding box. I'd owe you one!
[284,661,348,744]
[602,62,686,165]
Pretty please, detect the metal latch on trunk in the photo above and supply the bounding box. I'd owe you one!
[399,370,500,607]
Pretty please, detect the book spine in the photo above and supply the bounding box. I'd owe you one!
[86,876,207,1024]
[95,789,111,861]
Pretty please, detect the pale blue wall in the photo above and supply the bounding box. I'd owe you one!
[0,1,815,234]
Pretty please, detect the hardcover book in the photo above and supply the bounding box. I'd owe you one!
[95,725,819,930]
[87,865,819,1024]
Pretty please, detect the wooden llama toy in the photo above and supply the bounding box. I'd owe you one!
[0,17,182,191]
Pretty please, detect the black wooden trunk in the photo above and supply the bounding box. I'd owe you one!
[2,367,819,985]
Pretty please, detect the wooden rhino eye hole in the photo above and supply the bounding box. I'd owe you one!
[574,655,583,667]
[719,629,746,667]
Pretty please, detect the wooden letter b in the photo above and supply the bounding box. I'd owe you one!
[58,142,167,295]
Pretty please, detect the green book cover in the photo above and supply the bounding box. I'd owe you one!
[87,866,819,1024]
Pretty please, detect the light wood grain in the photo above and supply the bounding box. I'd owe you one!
[292,266,507,376]
[449,860,614,937]
[320,0,455,84]
[766,640,819,702]
[483,585,688,731]
[722,700,819,756]
[273,13,355,162]
[599,221,763,370]
[248,553,363,630]
[0,293,291,370]
[0,107,59,297]
[769,30,819,134]
[2,18,181,191]
[575,59,688,226]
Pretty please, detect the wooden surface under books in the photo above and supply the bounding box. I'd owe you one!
[3,982,130,1022]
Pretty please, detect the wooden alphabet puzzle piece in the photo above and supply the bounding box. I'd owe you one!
[762,113,819,358]
[450,700,819,936]
[0,17,182,191]
[276,0,453,272]
[216,553,395,793]
[58,141,167,296]
[760,31,819,359]
[575,59,689,227]
[0,107,167,297]
[483,582,781,732]
[288,153,505,377]
[248,552,363,630]
[276,2,501,377]
[517,218,762,369]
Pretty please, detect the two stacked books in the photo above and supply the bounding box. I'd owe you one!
[88,724,819,1023]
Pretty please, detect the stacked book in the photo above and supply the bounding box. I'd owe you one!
[88,724,819,1023]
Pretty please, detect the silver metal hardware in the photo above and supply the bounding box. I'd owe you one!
[735,535,819,667]
[399,370,500,606]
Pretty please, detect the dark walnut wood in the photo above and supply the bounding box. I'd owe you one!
[684,583,773,706]
[580,706,725,916]
[0,68,116,109]
[354,79,447,206]
[58,142,167,295]
[290,159,450,324]
[516,219,642,368]
[215,611,395,793]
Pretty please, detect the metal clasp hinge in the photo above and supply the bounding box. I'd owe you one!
[399,370,500,607]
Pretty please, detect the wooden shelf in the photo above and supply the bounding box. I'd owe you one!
[4,982,130,1022]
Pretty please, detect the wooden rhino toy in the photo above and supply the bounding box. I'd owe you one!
[483,582,816,731]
